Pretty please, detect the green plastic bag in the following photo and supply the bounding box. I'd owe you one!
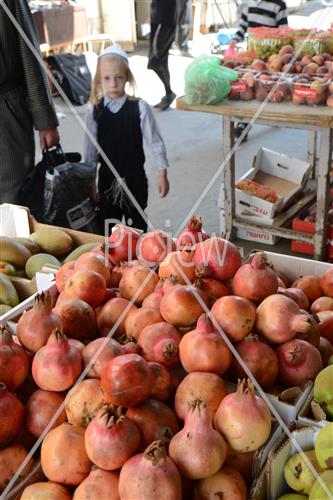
[185,55,238,105]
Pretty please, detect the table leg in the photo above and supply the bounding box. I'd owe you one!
[314,128,333,260]
[220,116,235,239]
[307,130,317,179]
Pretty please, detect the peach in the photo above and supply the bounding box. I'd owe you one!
[317,66,329,75]
[251,59,267,71]
[279,45,294,56]
[282,64,296,74]
[303,62,319,76]
[294,62,303,73]
[301,55,313,65]
[281,53,293,65]
[292,93,305,105]
[312,55,325,66]
[322,53,332,61]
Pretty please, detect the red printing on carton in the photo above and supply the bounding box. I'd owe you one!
[246,231,270,241]
[294,86,317,98]
[231,81,247,92]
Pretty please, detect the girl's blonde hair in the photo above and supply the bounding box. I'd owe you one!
[90,53,137,106]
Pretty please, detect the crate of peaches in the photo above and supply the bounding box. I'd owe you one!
[254,72,293,103]
[228,69,257,101]
[292,73,330,106]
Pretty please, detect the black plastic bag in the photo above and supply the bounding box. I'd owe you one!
[18,148,81,222]
[43,145,101,233]
[46,54,91,105]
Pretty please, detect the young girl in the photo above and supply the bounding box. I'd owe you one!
[84,44,170,232]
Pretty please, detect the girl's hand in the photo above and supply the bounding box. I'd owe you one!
[158,170,169,198]
[39,128,60,149]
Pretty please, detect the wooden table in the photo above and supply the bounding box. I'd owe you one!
[176,97,333,260]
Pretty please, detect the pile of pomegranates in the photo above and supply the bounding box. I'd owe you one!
[1,218,333,499]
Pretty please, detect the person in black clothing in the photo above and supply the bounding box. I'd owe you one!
[85,45,170,233]
[175,0,192,56]
[148,0,177,110]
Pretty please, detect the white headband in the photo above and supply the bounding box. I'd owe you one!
[99,44,129,61]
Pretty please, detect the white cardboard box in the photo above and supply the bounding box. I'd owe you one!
[235,148,311,220]
[236,226,280,245]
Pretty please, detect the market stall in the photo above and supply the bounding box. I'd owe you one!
[176,97,333,261]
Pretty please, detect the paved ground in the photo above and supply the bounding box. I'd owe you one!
[45,0,331,256]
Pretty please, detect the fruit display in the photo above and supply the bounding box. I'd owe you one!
[248,27,294,61]
[0,226,105,314]
[1,219,333,499]
[228,70,256,101]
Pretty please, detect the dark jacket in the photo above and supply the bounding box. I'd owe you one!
[150,0,177,26]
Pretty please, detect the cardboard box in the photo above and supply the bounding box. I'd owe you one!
[266,422,330,499]
[264,381,313,424]
[236,226,280,245]
[291,217,333,260]
[298,389,329,429]
[235,148,311,220]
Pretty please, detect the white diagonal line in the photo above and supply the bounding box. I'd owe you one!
[1,265,159,498]
[174,8,329,239]
[0,0,154,230]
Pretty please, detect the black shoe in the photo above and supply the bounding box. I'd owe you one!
[235,122,249,142]
[154,91,176,110]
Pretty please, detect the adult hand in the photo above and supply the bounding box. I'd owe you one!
[39,127,60,149]
[158,170,169,198]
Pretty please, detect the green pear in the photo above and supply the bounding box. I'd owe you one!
[278,495,308,500]
[284,450,323,494]
[315,423,333,470]
[0,261,16,276]
[309,470,333,499]
[314,366,333,419]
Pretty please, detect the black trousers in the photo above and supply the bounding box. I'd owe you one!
[98,166,149,234]
[148,22,176,95]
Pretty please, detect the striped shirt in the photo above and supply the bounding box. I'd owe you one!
[233,0,288,42]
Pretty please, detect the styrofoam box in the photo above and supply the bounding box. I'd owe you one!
[235,147,311,220]
[267,423,330,499]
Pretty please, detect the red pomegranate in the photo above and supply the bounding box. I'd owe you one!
[73,467,120,500]
[232,252,278,304]
[81,337,123,378]
[0,327,29,391]
[160,284,208,327]
[320,268,333,298]
[275,339,323,387]
[176,216,207,250]
[119,265,159,305]
[137,322,182,368]
[64,269,107,308]
[158,248,196,284]
[137,230,176,266]
[211,295,256,342]
[25,389,66,437]
[107,226,141,265]
[53,297,97,340]
[0,384,24,448]
[316,310,333,342]
[292,275,323,303]
[65,378,106,427]
[193,237,241,281]
[311,296,333,314]
[149,362,172,401]
[278,287,310,310]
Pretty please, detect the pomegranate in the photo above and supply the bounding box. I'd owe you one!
[73,467,120,500]
[0,384,24,448]
[65,378,106,427]
[142,283,164,309]
[126,398,179,450]
[214,379,271,452]
[317,310,333,342]
[81,337,122,378]
[193,236,241,281]
[85,405,141,470]
[119,265,159,305]
[122,341,141,355]
[55,261,75,292]
[25,390,66,438]
[118,440,182,500]
[255,294,315,343]
[224,448,255,484]
[175,372,227,420]
[68,338,85,350]
[211,295,256,342]
[275,339,323,387]
[16,291,62,352]
[320,268,333,298]
[108,226,141,265]
[158,248,196,284]
[137,229,176,266]
[278,287,310,310]
[161,275,180,294]
[101,353,153,407]
[75,251,112,286]
[294,312,320,347]
[232,252,278,304]
[97,297,137,337]
[137,322,182,368]
[231,334,279,389]
[179,314,232,375]
[32,330,82,391]
[0,444,35,493]
[292,275,323,303]
[194,277,230,306]
[21,482,71,500]
[0,327,29,390]
[53,297,97,340]
[176,216,205,249]
[193,465,247,500]
[169,400,227,479]
[125,307,163,341]
[41,423,91,485]
[319,337,333,366]
[160,284,208,327]
[311,296,333,314]
[64,268,107,308]
[149,362,172,401]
